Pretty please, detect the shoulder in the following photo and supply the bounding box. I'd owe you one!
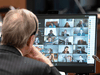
[82,33,85,36]
[49,25,52,27]
[0,52,49,74]
[20,57,50,74]
[67,51,69,53]
[23,57,47,66]
[68,25,70,27]
[67,34,69,36]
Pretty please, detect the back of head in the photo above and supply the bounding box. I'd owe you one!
[1,9,38,49]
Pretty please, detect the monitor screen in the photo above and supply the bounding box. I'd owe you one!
[34,14,97,73]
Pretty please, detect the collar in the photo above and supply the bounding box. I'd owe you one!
[16,48,23,56]
[0,45,22,56]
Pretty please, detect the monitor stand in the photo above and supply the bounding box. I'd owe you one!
[75,73,89,75]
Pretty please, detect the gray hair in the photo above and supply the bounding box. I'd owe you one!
[1,9,38,49]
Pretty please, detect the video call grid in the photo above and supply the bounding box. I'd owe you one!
[34,18,89,63]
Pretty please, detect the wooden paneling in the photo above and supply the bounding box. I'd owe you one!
[0,0,26,8]
[96,24,100,73]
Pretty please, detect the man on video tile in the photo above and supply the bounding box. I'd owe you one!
[76,20,86,27]
[78,40,87,45]
[62,30,69,37]
[77,29,85,36]
[77,47,87,54]
[48,30,55,36]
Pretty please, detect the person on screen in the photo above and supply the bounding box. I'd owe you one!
[81,47,86,53]
[78,47,87,54]
[76,20,86,27]
[67,55,72,62]
[79,55,83,62]
[47,48,54,62]
[49,22,56,28]
[77,48,82,54]
[48,30,55,36]
[62,30,69,36]
[45,37,53,45]
[65,38,69,45]
[0,9,60,75]
[48,37,52,42]
[77,29,85,36]
[63,55,67,62]
[34,36,40,45]
[78,40,87,45]
[64,22,70,27]
[62,46,69,54]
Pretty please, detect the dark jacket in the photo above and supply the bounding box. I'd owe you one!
[0,45,61,75]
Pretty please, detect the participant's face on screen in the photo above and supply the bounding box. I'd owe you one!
[80,30,83,34]
[48,38,51,42]
[79,49,82,51]
[65,47,68,52]
[79,56,82,58]
[48,48,52,53]
[50,30,53,33]
[66,22,69,25]
[64,30,67,34]
[79,21,82,24]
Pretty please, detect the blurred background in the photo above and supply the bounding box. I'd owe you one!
[27,0,99,14]
[0,0,100,75]
[0,0,100,14]
[1,0,100,22]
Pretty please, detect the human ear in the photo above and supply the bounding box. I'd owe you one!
[27,35,35,46]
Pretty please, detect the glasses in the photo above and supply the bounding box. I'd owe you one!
[31,17,37,36]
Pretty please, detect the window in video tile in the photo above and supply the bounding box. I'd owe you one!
[74,19,88,27]
[58,36,73,45]
[73,45,88,54]
[73,36,88,45]
[73,54,87,63]
[44,28,59,36]
[59,28,74,36]
[45,19,59,28]
[59,19,74,27]
[74,28,88,36]
[58,54,72,62]
[58,45,73,54]
[44,36,58,45]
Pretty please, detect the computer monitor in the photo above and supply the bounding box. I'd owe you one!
[34,14,97,73]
